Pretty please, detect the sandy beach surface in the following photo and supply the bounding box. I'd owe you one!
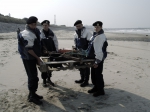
[0,26,150,112]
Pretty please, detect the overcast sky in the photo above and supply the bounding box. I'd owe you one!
[0,0,150,28]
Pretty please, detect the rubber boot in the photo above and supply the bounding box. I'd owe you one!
[75,69,84,84]
[43,79,47,87]
[34,93,43,100]
[93,89,105,97]
[47,77,55,86]
[28,91,43,105]
[75,79,84,83]
[88,86,97,93]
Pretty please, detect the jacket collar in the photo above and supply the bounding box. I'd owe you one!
[93,29,104,36]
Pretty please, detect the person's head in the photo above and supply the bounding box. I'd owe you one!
[26,16,38,29]
[93,21,103,33]
[41,20,50,31]
[74,20,83,30]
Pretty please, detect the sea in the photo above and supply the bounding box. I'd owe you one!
[85,26,150,35]
[104,28,150,35]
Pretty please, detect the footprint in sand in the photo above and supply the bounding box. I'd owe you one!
[78,104,91,111]
[0,83,6,87]
[116,71,121,73]
[94,101,110,108]
[108,52,118,56]
[55,80,66,86]
[0,63,4,66]
[134,57,142,60]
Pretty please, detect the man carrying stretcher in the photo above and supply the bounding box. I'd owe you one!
[40,20,58,87]
[73,20,92,87]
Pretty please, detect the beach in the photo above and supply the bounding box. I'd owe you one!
[0,26,150,112]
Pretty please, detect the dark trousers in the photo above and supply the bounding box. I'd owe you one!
[41,72,52,80]
[79,67,90,82]
[91,61,104,90]
[22,59,39,92]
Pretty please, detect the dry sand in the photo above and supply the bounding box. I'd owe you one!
[0,27,150,112]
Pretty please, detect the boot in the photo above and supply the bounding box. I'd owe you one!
[28,91,43,100]
[28,91,43,105]
[88,86,97,93]
[47,78,55,86]
[34,93,43,99]
[43,79,48,87]
[76,69,84,83]
[93,89,105,97]
[75,79,84,83]
[80,81,89,87]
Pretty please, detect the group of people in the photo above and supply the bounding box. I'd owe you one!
[17,16,108,105]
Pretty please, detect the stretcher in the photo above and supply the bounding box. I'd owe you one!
[39,50,95,72]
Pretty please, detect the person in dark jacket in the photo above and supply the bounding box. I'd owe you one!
[73,20,92,87]
[87,21,108,97]
[17,16,43,105]
[40,20,58,87]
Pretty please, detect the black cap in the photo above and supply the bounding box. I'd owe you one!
[93,21,103,27]
[26,16,38,24]
[74,20,82,26]
[41,20,50,25]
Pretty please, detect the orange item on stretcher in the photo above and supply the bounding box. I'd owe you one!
[58,49,72,53]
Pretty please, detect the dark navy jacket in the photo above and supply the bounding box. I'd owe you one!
[87,29,108,64]
[17,25,41,60]
[74,27,92,50]
[40,28,58,52]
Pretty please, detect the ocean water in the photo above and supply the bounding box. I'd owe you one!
[104,28,150,35]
